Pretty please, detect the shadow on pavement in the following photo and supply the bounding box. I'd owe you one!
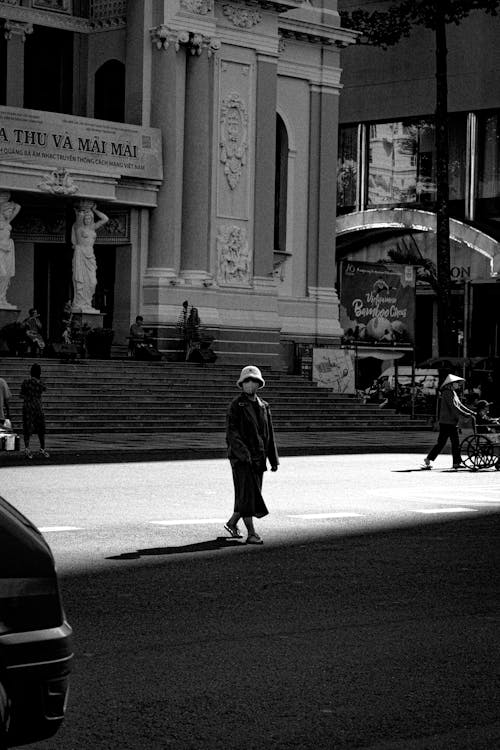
[106,536,243,560]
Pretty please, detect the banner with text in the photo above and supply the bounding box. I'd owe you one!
[0,106,162,180]
[340,260,416,346]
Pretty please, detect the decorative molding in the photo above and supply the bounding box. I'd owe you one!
[3,19,33,41]
[180,0,213,14]
[97,210,130,244]
[187,32,221,56]
[37,168,79,195]
[219,92,248,190]
[0,3,125,32]
[32,0,72,13]
[222,3,262,28]
[150,25,220,56]
[150,25,189,51]
[217,224,252,286]
[12,209,66,243]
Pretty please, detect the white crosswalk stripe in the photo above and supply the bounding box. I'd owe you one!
[289,513,363,519]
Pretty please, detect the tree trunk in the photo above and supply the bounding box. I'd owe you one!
[435,9,453,356]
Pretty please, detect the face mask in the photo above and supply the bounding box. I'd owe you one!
[242,380,259,395]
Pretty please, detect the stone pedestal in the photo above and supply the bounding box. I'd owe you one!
[72,311,105,330]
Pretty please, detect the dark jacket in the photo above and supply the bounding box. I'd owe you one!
[438,385,475,425]
[226,393,279,470]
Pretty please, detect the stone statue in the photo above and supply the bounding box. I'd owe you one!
[71,201,109,313]
[0,191,20,308]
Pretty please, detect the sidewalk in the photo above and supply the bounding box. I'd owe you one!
[0,428,451,465]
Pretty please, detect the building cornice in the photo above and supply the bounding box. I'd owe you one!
[0,3,125,33]
[279,18,358,48]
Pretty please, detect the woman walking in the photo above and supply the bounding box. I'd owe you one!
[423,373,475,470]
[20,363,49,459]
[225,365,279,544]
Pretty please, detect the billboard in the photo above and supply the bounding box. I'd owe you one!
[339,261,416,346]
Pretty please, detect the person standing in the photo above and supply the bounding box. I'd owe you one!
[225,365,279,544]
[20,363,49,459]
[423,374,476,470]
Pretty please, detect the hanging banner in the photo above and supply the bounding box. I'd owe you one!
[340,260,416,346]
[312,348,356,393]
[0,105,162,180]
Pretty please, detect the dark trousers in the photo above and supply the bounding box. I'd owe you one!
[427,423,461,465]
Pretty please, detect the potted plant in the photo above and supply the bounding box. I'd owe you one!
[85,327,114,359]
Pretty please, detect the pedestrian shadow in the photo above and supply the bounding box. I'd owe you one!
[106,536,243,560]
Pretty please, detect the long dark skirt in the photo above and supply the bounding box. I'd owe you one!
[231,461,269,518]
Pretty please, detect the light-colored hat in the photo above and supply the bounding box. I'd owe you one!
[237,365,265,389]
[441,374,465,388]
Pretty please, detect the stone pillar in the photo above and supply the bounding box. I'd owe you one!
[253,55,278,282]
[147,30,187,281]
[307,83,339,294]
[306,82,343,338]
[179,45,213,283]
[4,21,32,108]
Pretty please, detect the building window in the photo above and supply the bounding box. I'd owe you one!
[476,110,500,222]
[274,113,288,253]
[94,60,125,123]
[367,119,436,208]
[338,125,358,214]
[24,26,73,114]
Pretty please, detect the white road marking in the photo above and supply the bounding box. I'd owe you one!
[39,526,83,532]
[289,513,363,519]
[150,518,227,526]
[412,508,478,515]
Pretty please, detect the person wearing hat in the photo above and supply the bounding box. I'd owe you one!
[225,365,279,544]
[423,374,476,470]
[475,399,500,434]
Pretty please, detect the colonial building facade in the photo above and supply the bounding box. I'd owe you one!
[0,0,356,366]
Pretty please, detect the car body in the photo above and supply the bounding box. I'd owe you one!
[0,496,73,748]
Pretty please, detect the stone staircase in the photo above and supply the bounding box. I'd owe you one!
[0,358,429,435]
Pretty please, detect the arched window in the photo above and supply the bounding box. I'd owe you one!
[274,114,289,252]
[94,60,125,122]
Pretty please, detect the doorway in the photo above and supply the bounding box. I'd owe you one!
[34,244,116,341]
[34,244,72,342]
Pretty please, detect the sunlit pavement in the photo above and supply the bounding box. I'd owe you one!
[4,453,499,750]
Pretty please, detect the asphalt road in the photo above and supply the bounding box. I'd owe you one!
[2,454,499,750]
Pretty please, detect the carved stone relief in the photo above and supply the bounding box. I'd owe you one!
[217,224,251,286]
[222,4,262,28]
[180,0,213,13]
[150,26,220,56]
[219,92,248,190]
[37,168,79,195]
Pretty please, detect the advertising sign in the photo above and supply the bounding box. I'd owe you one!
[340,260,416,346]
[0,106,162,180]
[312,348,356,393]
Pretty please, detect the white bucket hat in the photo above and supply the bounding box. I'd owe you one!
[441,374,465,388]
[237,365,265,389]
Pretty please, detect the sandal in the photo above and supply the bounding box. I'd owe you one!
[224,523,243,539]
[246,535,263,545]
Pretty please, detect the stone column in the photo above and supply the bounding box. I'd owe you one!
[147,29,187,281]
[4,21,32,108]
[307,84,339,293]
[179,42,214,284]
[253,54,278,284]
[306,81,343,338]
